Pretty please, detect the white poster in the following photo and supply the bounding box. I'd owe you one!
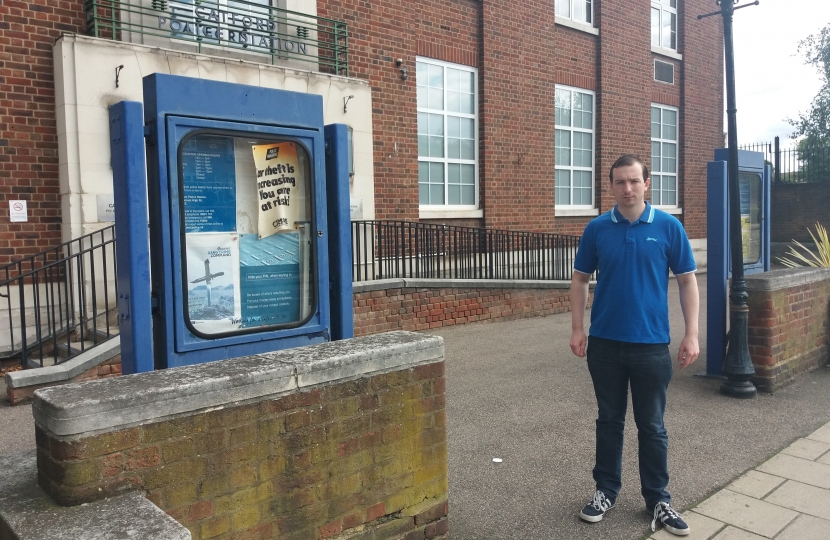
[252,142,301,239]
[185,232,241,334]
[9,200,27,222]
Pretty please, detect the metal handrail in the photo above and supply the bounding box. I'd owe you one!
[352,220,582,282]
[0,226,119,369]
[83,0,349,76]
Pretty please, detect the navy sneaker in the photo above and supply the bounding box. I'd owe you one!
[650,501,690,536]
[579,490,615,523]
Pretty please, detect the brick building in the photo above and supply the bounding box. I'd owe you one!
[0,0,722,267]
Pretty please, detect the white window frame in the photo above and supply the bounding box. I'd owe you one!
[555,0,593,26]
[651,0,678,53]
[651,104,679,209]
[555,85,595,210]
[416,57,479,211]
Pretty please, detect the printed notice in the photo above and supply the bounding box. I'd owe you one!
[182,136,237,233]
[185,232,242,334]
[252,142,300,239]
[239,233,301,328]
[9,200,27,222]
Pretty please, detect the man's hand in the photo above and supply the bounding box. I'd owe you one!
[676,272,700,370]
[570,329,588,357]
[677,335,699,369]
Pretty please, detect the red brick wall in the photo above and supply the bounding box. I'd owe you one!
[318,0,480,223]
[596,0,652,215]
[770,183,830,243]
[478,1,557,232]
[746,270,830,391]
[679,0,725,239]
[0,1,84,265]
[352,285,590,336]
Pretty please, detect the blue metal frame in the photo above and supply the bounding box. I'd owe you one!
[704,149,771,378]
[324,123,354,340]
[110,101,154,374]
[143,74,331,369]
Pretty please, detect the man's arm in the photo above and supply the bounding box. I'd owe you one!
[569,271,591,357]
[676,272,700,369]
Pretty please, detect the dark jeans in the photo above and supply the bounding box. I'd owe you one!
[586,335,673,509]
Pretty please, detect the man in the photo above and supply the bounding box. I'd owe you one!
[569,154,699,537]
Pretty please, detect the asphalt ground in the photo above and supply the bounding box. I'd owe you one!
[433,277,830,539]
[2,277,830,540]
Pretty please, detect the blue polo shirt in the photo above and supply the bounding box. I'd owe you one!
[573,202,696,344]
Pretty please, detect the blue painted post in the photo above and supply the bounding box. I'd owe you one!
[324,123,354,340]
[110,101,154,374]
[705,159,729,378]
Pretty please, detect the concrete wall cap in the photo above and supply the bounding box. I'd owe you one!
[33,332,443,437]
[0,452,190,540]
[5,338,121,389]
[745,267,830,292]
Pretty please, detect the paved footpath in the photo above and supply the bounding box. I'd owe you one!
[648,420,830,540]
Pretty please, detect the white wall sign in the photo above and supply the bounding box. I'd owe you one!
[9,200,27,222]
[97,195,116,222]
[350,198,363,220]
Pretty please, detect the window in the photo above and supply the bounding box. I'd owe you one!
[555,86,595,207]
[179,132,316,337]
[417,58,478,207]
[651,104,678,207]
[651,0,678,51]
[556,0,593,25]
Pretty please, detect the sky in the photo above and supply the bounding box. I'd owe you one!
[730,0,830,148]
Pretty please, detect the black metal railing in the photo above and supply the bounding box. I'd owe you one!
[740,136,830,183]
[352,220,581,282]
[83,0,349,76]
[0,226,119,369]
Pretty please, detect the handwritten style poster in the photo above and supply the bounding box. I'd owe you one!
[252,142,300,239]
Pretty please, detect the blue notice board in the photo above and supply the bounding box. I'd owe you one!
[239,233,301,327]
[182,136,237,232]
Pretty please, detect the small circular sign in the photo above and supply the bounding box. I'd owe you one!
[12,202,24,212]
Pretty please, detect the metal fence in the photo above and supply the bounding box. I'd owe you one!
[352,220,581,282]
[740,136,830,183]
[0,226,119,369]
[84,0,349,76]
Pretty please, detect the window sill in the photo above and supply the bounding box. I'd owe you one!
[555,16,599,36]
[555,208,600,217]
[651,46,682,61]
[419,208,484,220]
[654,206,682,215]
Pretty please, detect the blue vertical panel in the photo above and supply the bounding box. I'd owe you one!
[324,124,355,340]
[109,101,154,374]
[143,74,332,368]
[705,160,729,378]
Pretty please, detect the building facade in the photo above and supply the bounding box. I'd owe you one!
[0,0,722,267]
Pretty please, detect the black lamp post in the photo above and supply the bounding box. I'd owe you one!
[699,0,759,398]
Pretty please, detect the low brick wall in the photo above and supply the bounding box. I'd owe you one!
[32,332,448,540]
[353,279,580,336]
[6,355,121,405]
[746,268,830,391]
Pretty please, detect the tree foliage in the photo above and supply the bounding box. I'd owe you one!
[789,23,830,142]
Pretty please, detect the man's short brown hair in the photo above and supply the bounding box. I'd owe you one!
[609,154,650,183]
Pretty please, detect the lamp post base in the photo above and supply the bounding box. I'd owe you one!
[720,378,757,399]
